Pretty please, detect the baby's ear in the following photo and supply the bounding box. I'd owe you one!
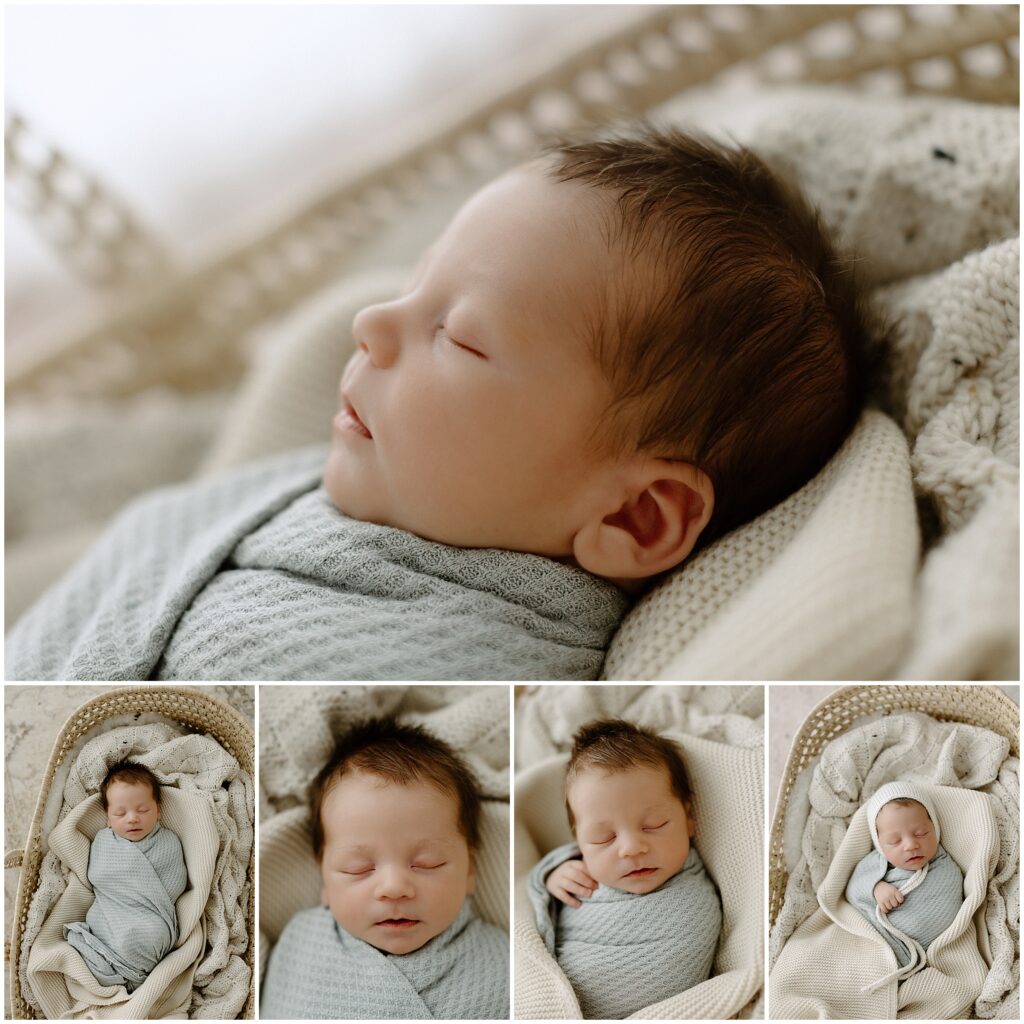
[466,851,476,895]
[573,459,713,581]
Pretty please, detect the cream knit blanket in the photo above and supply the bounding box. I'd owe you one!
[771,711,1018,1018]
[259,685,509,980]
[770,785,998,1019]
[19,723,254,1019]
[515,687,763,1020]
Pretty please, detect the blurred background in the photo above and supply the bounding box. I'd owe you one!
[6,4,640,348]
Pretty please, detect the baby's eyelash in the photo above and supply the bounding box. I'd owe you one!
[436,325,485,359]
[643,822,669,831]
[342,867,373,876]
[413,862,447,870]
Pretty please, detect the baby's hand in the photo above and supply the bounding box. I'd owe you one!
[545,859,597,908]
[873,880,905,913]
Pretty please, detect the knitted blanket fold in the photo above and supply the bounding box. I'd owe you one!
[260,901,509,1020]
[64,822,187,993]
[6,446,627,680]
[846,846,964,973]
[528,841,721,1019]
[769,784,998,1020]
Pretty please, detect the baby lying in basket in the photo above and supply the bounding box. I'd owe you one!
[261,717,508,1019]
[64,761,186,993]
[7,122,872,681]
[845,781,964,993]
[528,720,722,1019]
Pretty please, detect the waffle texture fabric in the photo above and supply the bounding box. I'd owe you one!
[64,821,186,992]
[528,842,720,1019]
[6,446,627,680]
[20,723,253,1020]
[846,846,963,971]
[770,710,1018,1018]
[770,784,998,1019]
[515,710,762,1019]
[260,901,509,1019]
[259,686,509,982]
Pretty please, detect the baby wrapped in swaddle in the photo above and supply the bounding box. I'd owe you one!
[64,761,187,993]
[845,781,964,991]
[528,720,722,1019]
[261,718,509,1019]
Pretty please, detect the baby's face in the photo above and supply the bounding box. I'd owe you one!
[875,800,938,869]
[105,779,160,842]
[569,764,694,895]
[319,771,475,954]
[324,165,626,557]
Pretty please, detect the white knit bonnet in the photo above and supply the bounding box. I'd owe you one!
[866,780,941,855]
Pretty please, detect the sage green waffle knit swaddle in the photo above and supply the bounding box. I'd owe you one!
[260,901,508,1019]
[63,822,187,993]
[6,446,627,680]
[529,841,722,1019]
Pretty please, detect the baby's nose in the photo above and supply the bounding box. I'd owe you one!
[352,303,401,369]
[374,867,414,901]
[618,833,649,856]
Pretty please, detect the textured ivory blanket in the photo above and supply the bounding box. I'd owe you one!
[27,789,216,1019]
[6,450,627,681]
[515,687,763,1020]
[771,711,1018,1019]
[770,785,998,1019]
[261,901,509,1019]
[20,722,254,1020]
[64,821,187,992]
[259,685,509,982]
[528,841,720,1019]
[846,844,964,971]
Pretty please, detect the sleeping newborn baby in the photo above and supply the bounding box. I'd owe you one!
[261,717,508,1019]
[64,761,187,993]
[845,781,964,990]
[8,122,872,681]
[528,720,721,1019]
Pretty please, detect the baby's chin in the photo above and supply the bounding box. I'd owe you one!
[357,919,449,956]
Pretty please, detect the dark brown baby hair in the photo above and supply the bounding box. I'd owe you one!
[543,122,875,549]
[309,716,482,861]
[564,718,692,833]
[100,760,162,810]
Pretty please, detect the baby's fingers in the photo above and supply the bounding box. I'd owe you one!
[552,886,582,908]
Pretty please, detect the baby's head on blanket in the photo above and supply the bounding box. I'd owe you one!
[867,783,941,870]
[325,122,870,590]
[310,716,481,954]
[100,760,162,842]
[565,719,695,894]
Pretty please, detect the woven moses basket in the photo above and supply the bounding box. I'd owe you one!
[768,683,1020,929]
[5,687,256,1020]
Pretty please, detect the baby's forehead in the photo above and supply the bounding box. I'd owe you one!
[568,761,678,804]
[876,799,930,823]
[107,778,155,798]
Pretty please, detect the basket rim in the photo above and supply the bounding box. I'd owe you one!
[767,683,1019,931]
[8,685,256,1020]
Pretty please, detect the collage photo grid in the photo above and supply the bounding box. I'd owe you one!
[2,682,1019,1021]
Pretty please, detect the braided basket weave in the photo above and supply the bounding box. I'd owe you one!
[6,687,255,1020]
[768,684,1020,929]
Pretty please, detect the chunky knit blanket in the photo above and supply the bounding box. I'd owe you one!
[528,841,720,1019]
[770,785,997,1019]
[515,687,763,1020]
[770,711,1019,1018]
[6,447,626,680]
[21,722,253,1020]
[261,901,509,1020]
[846,846,964,973]
[64,822,187,993]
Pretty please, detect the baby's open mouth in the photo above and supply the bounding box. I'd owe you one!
[335,397,372,439]
[376,918,419,929]
[623,867,657,878]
